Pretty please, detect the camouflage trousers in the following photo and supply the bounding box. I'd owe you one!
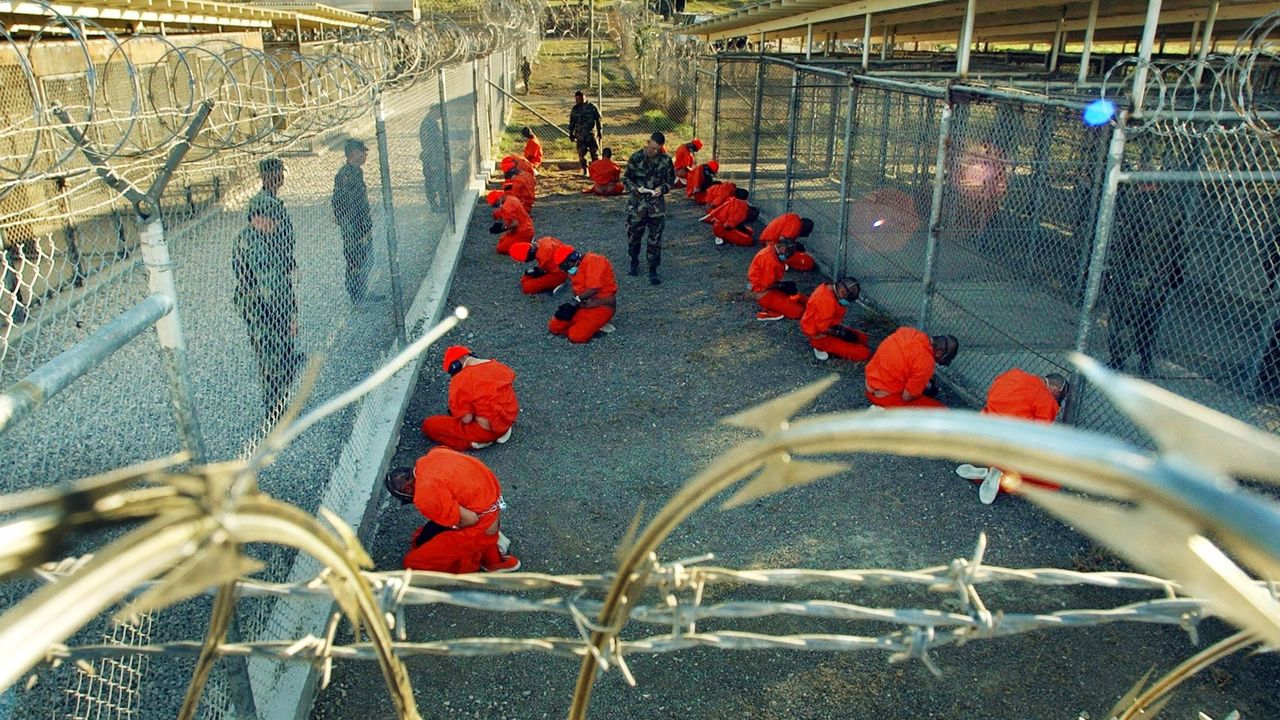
[626,207,665,271]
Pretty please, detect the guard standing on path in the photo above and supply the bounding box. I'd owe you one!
[568,90,602,176]
[331,139,372,303]
[233,158,302,421]
[622,131,676,285]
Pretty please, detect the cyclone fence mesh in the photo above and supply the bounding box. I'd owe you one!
[689,47,1280,441]
[0,0,543,717]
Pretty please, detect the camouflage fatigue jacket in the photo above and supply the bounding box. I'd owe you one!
[568,101,601,140]
[622,149,676,217]
[233,191,297,335]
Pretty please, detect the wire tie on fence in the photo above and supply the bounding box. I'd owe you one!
[282,634,320,659]
[688,573,707,636]
[611,635,637,687]
[320,611,341,689]
[888,626,942,677]
[565,591,611,674]
[1179,610,1203,646]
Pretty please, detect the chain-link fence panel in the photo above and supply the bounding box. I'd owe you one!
[837,81,946,325]
[747,59,795,220]
[693,59,716,152]
[927,94,1110,410]
[782,67,849,272]
[1077,122,1280,439]
[711,57,761,182]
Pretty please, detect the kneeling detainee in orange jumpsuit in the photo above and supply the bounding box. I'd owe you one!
[673,138,701,186]
[704,189,758,246]
[582,147,624,195]
[421,345,519,450]
[801,278,871,361]
[487,190,533,256]
[956,369,1068,503]
[686,160,718,203]
[748,240,807,321]
[508,238,570,294]
[385,449,520,573]
[864,327,958,408]
[548,246,617,344]
[701,181,737,214]
[759,213,817,271]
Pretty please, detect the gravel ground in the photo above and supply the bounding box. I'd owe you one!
[311,180,1280,720]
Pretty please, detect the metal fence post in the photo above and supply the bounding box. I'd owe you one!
[1064,117,1129,423]
[876,89,893,183]
[917,97,954,330]
[747,58,768,195]
[437,68,458,233]
[712,56,723,159]
[832,75,858,282]
[1029,109,1056,222]
[138,218,207,463]
[824,81,838,176]
[782,66,801,212]
[373,93,408,345]
[471,59,485,173]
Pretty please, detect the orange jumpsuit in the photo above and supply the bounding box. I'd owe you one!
[673,144,696,182]
[583,157,623,195]
[504,170,536,211]
[523,137,543,169]
[421,359,520,450]
[709,197,756,246]
[703,182,737,215]
[503,155,537,179]
[521,236,570,294]
[403,448,506,573]
[759,213,817,271]
[979,368,1062,493]
[686,164,714,203]
[747,246,806,319]
[493,196,533,255]
[864,327,945,408]
[801,284,871,361]
[548,253,617,343]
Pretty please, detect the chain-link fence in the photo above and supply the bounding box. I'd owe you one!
[694,52,1280,442]
[0,2,539,717]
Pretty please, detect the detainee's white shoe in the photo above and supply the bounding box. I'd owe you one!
[713,237,724,245]
[496,426,513,444]
[955,464,989,481]
[813,348,830,361]
[599,323,616,334]
[978,469,1003,505]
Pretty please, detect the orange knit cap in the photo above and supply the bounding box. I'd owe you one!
[442,345,471,373]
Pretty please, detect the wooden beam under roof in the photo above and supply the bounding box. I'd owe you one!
[893,0,1278,42]
[694,0,1280,46]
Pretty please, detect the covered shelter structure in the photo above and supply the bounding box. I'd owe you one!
[687,0,1280,82]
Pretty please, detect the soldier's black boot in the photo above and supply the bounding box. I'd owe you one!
[627,255,639,276]
[649,264,661,285]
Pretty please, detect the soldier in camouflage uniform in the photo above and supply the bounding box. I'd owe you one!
[332,138,373,303]
[622,131,676,286]
[233,158,302,420]
[568,90,602,176]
